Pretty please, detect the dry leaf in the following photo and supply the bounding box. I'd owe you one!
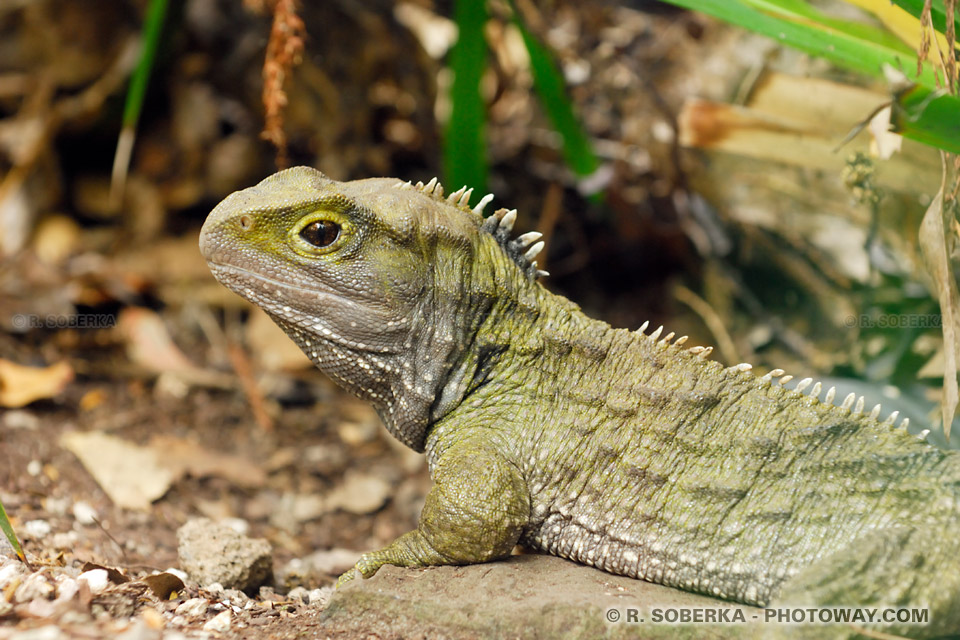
[149,435,267,488]
[60,431,174,510]
[918,188,960,438]
[325,471,391,515]
[867,105,902,160]
[0,359,73,408]
[139,572,185,600]
[116,307,197,374]
[678,72,941,195]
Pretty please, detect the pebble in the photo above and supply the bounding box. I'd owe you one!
[0,562,27,588]
[324,471,391,515]
[4,410,39,430]
[22,520,51,540]
[115,619,161,640]
[286,586,308,603]
[54,577,79,603]
[77,569,109,595]
[42,497,70,516]
[24,597,56,618]
[219,518,249,536]
[202,610,232,633]
[174,597,209,618]
[287,586,331,606]
[14,572,54,603]
[26,460,42,476]
[50,531,78,550]
[9,625,64,640]
[306,587,332,607]
[72,501,98,525]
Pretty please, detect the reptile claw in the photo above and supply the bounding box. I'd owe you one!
[336,567,360,588]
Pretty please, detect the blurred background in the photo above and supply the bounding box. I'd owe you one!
[0,0,957,632]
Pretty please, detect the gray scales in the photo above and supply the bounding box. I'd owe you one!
[200,167,960,638]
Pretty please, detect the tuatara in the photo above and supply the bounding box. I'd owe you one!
[200,167,960,637]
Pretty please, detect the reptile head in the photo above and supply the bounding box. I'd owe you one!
[199,166,542,450]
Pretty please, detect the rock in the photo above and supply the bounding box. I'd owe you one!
[115,618,161,640]
[21,519,51,540]
[0,560,27,589]
[174,597,209,618]
[23,597,57,618]
[285,585,328,606]
[305,587,332,607]
[77,569,110,595]
[286,586,309,603]
[14,572,54,603]
[278,547,358,588]
[177,518,273,592]
[53,577,78,605]
[72,501,98,525]
[325,471,391,515]
[91,581,153,619]
[49,531,79,550]
[203,610,232,633]
[8,625,65,640]
[323,555,759,640]
[3,409,39,430]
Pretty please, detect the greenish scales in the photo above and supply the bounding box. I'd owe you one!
[201,167,960,638]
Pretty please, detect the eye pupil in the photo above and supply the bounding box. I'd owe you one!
[300,220,340,247]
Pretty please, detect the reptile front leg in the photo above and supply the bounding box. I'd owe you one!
[338,436,530,586]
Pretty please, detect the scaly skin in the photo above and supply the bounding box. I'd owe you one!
[200,167,960,638]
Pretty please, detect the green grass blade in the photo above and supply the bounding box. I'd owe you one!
[111,0,169,209]
[510,6,600,181]
[775,0,915,53]
[0,498,27,566]
[888,0,960,36]
[444,0,489,202]
[892,84,960,154]
[661,0,939,88]
[122,0,169,129]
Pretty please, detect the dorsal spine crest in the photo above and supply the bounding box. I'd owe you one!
[398,177,549,280]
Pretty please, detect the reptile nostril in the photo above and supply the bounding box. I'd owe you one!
[239,215,253,231]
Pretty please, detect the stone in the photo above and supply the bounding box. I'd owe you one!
[177,518,272,592]
[203,610,232,632]
[322,554,759,640]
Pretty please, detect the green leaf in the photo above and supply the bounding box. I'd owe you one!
[888,0,960,36]
[892,85,960,154]
[660,0,939,88]
[0,498,27,566]
[510,5,600,180]
[444,0,490,202]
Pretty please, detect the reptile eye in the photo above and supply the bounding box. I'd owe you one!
[300,220,341,247]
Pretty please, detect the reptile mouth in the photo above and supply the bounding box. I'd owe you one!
[206,261,401,355]
[206,260,336,299]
